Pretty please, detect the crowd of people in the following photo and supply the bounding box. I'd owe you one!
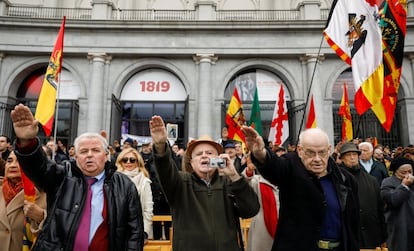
[1,104,413,251]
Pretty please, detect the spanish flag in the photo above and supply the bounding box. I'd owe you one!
[338,83,353,141]
[324,0,383,116]
[305,95,317,129]
[35,17,66,136]
[225,88,246,146]
[371,0,406,132]
[20,167,36,251]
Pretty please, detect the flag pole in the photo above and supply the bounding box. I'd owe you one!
[296,33,325,144]
[52,76,61,160]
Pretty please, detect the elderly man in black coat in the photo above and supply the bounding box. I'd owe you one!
[339,142,386,249]
[242,127,360,251]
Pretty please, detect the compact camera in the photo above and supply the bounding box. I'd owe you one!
[209,157,226,168]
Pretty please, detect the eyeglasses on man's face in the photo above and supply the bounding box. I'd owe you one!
[121,157,137,164]
[301,148,329,158]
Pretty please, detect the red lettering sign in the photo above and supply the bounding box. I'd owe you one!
[139,81,170,92]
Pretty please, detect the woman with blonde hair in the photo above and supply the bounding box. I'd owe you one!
[116,148,153,243]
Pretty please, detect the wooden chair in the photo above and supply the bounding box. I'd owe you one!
[360,248,388,251]
[145,215,173,251]
[143,246,162,251]
[240,218,252,250]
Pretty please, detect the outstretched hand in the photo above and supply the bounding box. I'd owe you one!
[10,104,39,146]
[149,116,167,153]
[241,126,266,162]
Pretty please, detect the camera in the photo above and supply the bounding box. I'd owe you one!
[210,157,226,168]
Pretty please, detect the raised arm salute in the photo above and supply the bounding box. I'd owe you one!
[149,115,259,251]
[11,104,144,251]
[241,125,360,251]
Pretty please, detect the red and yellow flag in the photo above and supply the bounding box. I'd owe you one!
[324,0,384,115]
[339,83,353,141]
[20,167,36,251]
[35,17,66,136]
[225,88,246,145]
[371,0,406,132]
[305,95,317,129]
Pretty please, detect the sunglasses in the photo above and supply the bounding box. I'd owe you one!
[121,157,137,164]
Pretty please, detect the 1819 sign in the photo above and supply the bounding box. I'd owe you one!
[140,81,170,92]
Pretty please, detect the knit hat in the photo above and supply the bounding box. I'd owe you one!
[187,135,223,157]
[389,157,414,173]
[224,143,236,149]
[339,142,360,157]
[124,138,134,145]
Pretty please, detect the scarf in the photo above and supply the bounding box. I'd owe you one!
[2,178,23,206]
[260,182,278,237]
[122,168,139,179]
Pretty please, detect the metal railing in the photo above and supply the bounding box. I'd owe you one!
[7,6,92,20]
[117,9,196,21]
[216,10,300,21]
[5,6,330,21]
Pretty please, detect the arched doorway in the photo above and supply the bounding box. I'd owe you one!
[223,69,293,146]
[16,68,80,145]
[118,68,188,147]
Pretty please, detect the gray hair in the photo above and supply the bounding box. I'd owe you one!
[73,132,109,154]
[359,142,373,152]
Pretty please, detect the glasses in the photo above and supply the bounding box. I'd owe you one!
[302,148,329,158]
[121,157,137,164]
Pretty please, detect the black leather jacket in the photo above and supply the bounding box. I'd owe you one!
[14,138,144,251]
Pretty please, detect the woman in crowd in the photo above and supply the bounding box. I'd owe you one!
[0,151,46,251]
[241,153,279,251]
[116,148,153,243]
[381,157,414,251]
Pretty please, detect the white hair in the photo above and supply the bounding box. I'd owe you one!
[73,132,109,154]
[358,142,373,152]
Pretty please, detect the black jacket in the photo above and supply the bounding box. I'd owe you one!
[14,138,144,251]
[360,159,388,186]
[253,150,360,251]
[340,165,386,248]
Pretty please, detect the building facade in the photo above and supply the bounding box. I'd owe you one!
[0,0,413,148]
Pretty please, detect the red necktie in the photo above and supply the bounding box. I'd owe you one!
[74,177,97,251]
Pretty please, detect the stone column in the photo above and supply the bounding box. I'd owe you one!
[0,53,4,82]
[0,0,10,16]
[86,53,110,132]
[102,55,112,134]
[195,1,217,21]
[193,53,218,137]
[408,0,414,17]
[0,53,5,105]
[409,54,414,95]
[400,98,414,146]
[297,1,322,20]
[299,54,333,141]
[91,0,115,20]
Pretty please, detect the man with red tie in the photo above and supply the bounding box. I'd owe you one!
[11,104,144,251]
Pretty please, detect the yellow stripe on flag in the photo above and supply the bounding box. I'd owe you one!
[35,17,65,136]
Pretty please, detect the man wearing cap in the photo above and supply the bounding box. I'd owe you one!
[224,142,245,173]
[381,157,414,251]
[123,137,134,149]
[339,142,386,249]
[149,115,259,251]
[241,126,359,251]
